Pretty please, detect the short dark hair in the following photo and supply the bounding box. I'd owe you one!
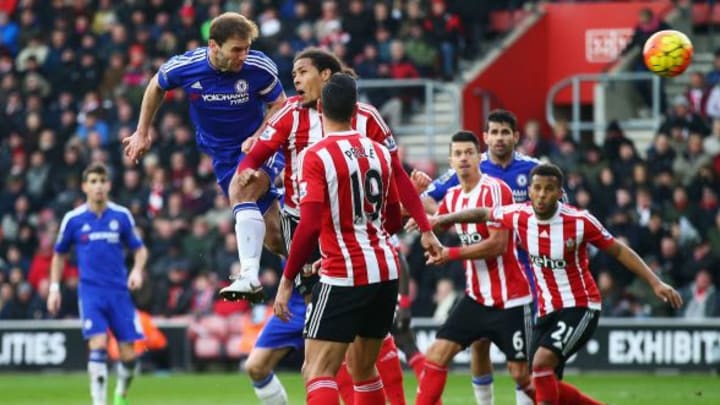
[486,109,517,132]
[209,12,259,45]
[321,73,357,123]
[294,47,356,77]
[530,163,564,186]
[450,130,480,151]
[82,162,109,182]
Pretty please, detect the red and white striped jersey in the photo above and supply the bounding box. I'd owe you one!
[299,130,399,287]
[437,175,532,309]
[489,203,615,317]
[258,96,398,215]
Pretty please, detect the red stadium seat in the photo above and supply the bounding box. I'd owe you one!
[226,313,245,335]
[194,336,222,359]
[225,334,246,359]
[489,11,514,34]
[200,314,229,340]
[693,3,709,25]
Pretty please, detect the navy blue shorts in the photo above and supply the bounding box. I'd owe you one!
[255,290,306,351]
[213,150,285,214]
[79,288,143,342]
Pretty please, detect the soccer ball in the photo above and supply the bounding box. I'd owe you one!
[642,30,693,78]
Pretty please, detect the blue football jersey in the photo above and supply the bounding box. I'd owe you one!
[424,152,540,203]
[54,202,144,291]
[157,48,283,161]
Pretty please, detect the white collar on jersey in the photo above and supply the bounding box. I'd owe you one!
[325,130,358,137]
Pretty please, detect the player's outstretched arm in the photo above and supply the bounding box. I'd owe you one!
[435,207,490,227]
[428,228,509,266]
[128,246,149,291]
[47,253,68,316]
[603,240,683,309]
[123,74,166,162]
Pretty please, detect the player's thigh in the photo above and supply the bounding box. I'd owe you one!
[79,295,110,340]
[245,347,293,381]
[304,283,365,343]
[436,296,494,349]
[255,304,305,354]
[488,303,533,363]
[106,292,143,343]
[262,200,285,255]
[281,210,320,296]
[230,167,271,202]
[470,339,493,376]
[426,338,464,367]
[347,336,385,381]
[531,308,599,377]
[303,339,348,381]
[356,280,399,340]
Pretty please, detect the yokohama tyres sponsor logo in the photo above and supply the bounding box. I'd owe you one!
[0,332,67,365]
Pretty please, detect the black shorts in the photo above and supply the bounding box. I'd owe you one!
[436,296,533,362]
[531,307,599,378]
[304,280,399,343]
[280,210,320,296]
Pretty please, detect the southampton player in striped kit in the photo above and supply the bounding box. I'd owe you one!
[237,48,439,405]
[431,163,683,405]
[47,163,149,405]
[420,110,538,405]
[122,13,286,302]
[407,131,534,405]
[273,73,404,405]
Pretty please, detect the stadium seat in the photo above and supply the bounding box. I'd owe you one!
[489,10,514,34]
[226,313,245,335]
[200,314,229,340]
[194,336,222,359]
[225,334,246,359]
[693,3,709,25]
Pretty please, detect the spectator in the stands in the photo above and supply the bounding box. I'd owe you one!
[679,269,719,318]
[660,95,710,140]
[423,0,463,80]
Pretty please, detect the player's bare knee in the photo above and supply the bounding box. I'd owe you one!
[507,361,529,383]
[426,339,459,366]
[231,170,270,204]
[245,359,270,382]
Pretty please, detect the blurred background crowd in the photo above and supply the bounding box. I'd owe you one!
[0,0,719,335]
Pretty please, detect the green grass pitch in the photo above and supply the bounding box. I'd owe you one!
[0,371,717,404]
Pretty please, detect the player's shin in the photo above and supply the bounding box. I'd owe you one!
[515,383,535,405]
[532,367,559,405]
[88,349,108,405]
[354,376,386,405]
[415,361,448,405]
[229,202,264,290]
[471,374,494,405]
[558,381,602,405]
[306,377,340,405]
[115,359,138,397]
[375,336,406,405]
[253,372,289,405]
[336,362,355,405]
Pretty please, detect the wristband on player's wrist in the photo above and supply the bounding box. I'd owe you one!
[447,247,461,261]
[49,282,60,293]
[398,294,411,309]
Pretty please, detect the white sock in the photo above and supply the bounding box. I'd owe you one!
[515,385,534,405]
[233,202,265,280]
[88,350,108,405]
[253,373,289,405]
[472,374,494,405]
[115,359,138,397]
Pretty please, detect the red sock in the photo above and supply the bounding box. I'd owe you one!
[354,376,386,405]
[408,353,444,405]
[559,381,602,405]
[415,360,447,405]
[306,377,340,405]
[336,362,355,405]
[376,336,406,405]
[533,367,559,405]
[408,352,425,380]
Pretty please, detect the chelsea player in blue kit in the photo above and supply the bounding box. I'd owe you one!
[122,12,287,302]
[47,163,148,405]
[421,110,539,405]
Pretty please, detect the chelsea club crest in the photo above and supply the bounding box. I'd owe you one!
[235,79,248,94]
